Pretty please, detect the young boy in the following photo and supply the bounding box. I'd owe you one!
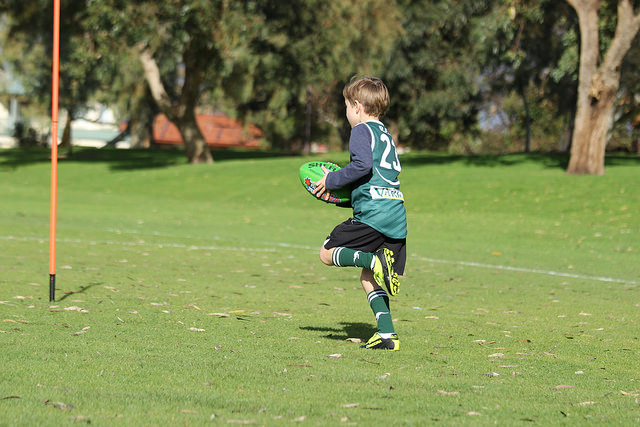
[313,76,407,351]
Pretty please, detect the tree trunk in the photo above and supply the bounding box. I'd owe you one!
[566,0,640,174]
[60,111,73,157]
[304,84,312,155]
[519,85,531,153]
[129,116,151,149]
[136,43,213,163]
[567,84,616,174]
[175,112,213,164]
[128,89,156,149]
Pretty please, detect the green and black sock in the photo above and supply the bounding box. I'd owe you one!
[331,247,375,269]
[367,289,395,336]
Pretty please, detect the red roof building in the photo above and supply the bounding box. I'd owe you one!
[153,113,263,148]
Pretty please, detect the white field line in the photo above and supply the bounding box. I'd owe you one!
[415,256,639,285]
[1,235,280,253]
[2,234,638,285]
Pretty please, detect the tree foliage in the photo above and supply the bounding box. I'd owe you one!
[1,0,117,153]
[213,0,402,151]
[1,0,639,165]
[384,1,492,150]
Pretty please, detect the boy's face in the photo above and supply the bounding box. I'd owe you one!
[345,98,359,128]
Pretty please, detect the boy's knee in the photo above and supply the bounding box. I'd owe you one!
[319,246,333,266]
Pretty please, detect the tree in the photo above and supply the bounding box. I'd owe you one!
[566,0,640,174]
[384,1,493,150]
[616,31,640,153]
[217,0,401,151]
[1,0,115,155]
[91,1,264,163]
[474,1,579,153]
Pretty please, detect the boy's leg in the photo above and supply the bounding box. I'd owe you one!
[320,245,375,269]
[360,269,399,350]
[320,244,399,296]
[361,270,394,334]
[319,218,402,350]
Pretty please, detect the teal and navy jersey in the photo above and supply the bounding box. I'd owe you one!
[325,120,407,239]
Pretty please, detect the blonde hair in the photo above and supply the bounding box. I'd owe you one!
[342,76,390,119]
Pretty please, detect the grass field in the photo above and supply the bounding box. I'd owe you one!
[1,148,639,425]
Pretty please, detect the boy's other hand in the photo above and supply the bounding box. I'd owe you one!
[312,166,330,198]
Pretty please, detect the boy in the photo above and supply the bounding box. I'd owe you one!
[313,76,407,351]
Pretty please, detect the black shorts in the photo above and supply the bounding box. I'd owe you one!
[323,218,406,275]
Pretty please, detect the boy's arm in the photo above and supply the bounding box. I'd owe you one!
[313,124,371,199]
[325,124,372,189]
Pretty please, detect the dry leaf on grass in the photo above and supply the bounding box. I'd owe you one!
[272,311,292,317]
[578,401,598,406]
[342,403,359,408]
[207,313,230,317]
[327,353,342,359]
[64,306,89,313]
[488,353,506,358]
[72,326,90,336]
[189,327,205,332]
[44,399,74,410]
[552,385,575,390]
[620,390,640,397]
[437,390,460,396]
[345,338,362,343]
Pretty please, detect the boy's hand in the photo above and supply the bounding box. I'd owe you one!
[312,166,330,198]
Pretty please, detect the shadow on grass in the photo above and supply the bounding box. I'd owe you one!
[400,152,570,169]
[300,322,375,341]
[400,152,640,170]
[0,146,297,171]
[2,147,638,171]
[57,283,101,302]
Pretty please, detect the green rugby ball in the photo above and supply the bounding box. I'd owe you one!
[299,161,351,204]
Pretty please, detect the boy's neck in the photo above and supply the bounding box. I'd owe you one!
[355,114,380,125]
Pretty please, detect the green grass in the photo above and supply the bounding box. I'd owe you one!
[1,148,639,425]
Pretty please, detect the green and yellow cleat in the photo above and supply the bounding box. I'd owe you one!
[373,248,399,296]
[360,332,400,351]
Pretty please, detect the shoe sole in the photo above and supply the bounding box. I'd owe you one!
[361,342,399,350]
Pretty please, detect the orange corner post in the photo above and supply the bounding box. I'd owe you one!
[49,0,60,302]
